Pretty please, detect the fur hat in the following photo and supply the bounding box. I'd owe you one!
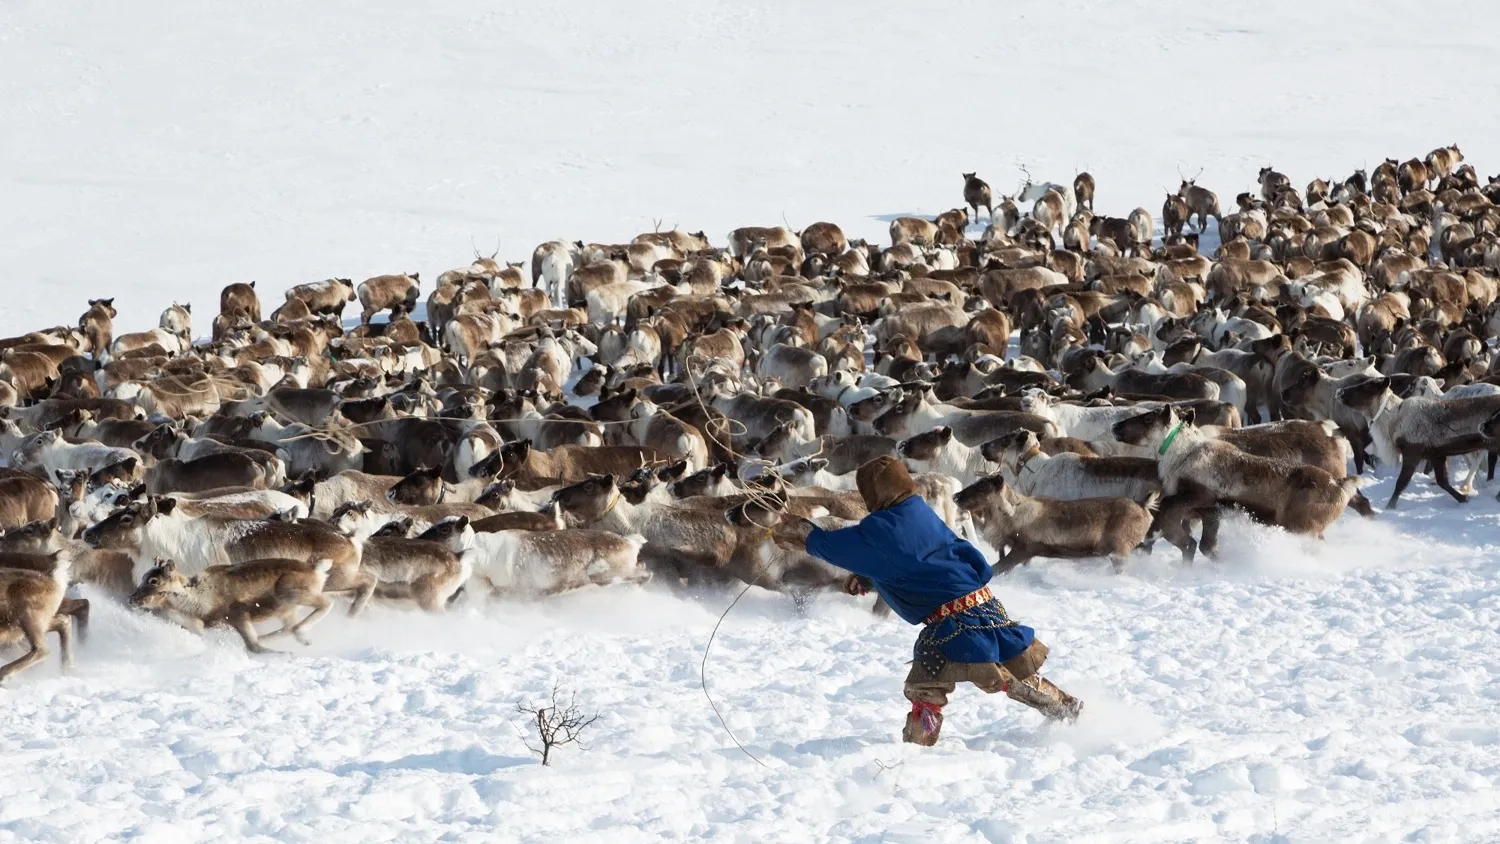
[856,455,918,513]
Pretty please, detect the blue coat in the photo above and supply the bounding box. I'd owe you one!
[805,495,1034,668]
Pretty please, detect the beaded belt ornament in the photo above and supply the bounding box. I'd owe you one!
[922,586,994,626]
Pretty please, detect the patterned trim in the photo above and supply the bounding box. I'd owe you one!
[913,594,1017,677]
[923,586,994,626]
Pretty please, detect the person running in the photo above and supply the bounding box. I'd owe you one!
[795,455,1082,745]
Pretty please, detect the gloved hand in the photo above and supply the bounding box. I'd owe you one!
[845,575,872,596]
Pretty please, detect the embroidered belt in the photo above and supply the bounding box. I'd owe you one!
[923,586,994,625]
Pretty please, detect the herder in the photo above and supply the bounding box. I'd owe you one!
[796,456,1082,745]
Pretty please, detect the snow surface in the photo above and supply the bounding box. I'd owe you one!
[4,1,1500,842]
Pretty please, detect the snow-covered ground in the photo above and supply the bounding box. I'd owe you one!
[4,1,1500,842]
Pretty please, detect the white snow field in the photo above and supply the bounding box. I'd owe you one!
[3,1,1500,842]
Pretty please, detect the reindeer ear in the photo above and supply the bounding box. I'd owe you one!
[156,497,177,517]
[938,426,953,443]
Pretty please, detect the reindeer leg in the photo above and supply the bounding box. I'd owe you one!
[346,570,378,617]
[289,594,331,645]
[994,543,1034,574]
[228,607,275,655]
[1350,428,1370,475]
[1459,452,1482,497]
[1388,450,1420,510]
[260,609,297,641]
[1156,501,1198,563]
[1432,456,1468,504]
[58,598,89,645]
[410,578,444,613]
[48,614,73,671]
[1197,507,1223,559]
[0,617,51,684]
[1488,450,1497,482]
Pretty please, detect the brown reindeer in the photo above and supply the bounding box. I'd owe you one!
[219,282,261,323]
[954,475,1157,573]
[0,473,59,530]
[1112,405,1358,536]
[129,557,332,652]
[963,172,993,222]
[357,273,421,325]
[0,552,77,683]
[1426,145,1463,179]
[285,279,357,319]
[79,299,116,361]
[799,222,847,257]
[1177,176,1221,232]
[889,217,939,247]
[1162,192,1190,238]
[1073,172,1095,212]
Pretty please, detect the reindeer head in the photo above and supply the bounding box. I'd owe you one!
[475,479,516,509]
[0,518,62,554]
[84,496,174,551]
[723,490,791,530]
[896,426,953,463]
[1333,375,1394,420]
[952,474,1008,526]
[668,462,731,499]
[549,474,618,523]
[129,559,189,608]
[416,515,474,554]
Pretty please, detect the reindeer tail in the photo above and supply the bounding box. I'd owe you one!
[1142,491,1162,514]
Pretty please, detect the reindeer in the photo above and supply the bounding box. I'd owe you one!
[0,551,77,683]
[800,222,847,257]
[954,475,1158,573]
[1177,171,1221,233]
[1336,375,1500,508]
[465,521,650,598]
[285,279,357,319]
[1258,166,1290,202]
[82,496,374,614]
[79,299,116,361]
[1427,145,1463,178]
[1112,405,1359,537]
[357,273,421,325]
[1073,172,1095,212]
[129,558,332,653]
[328,505,473,611]
[1162,192,1190,238]
[962,172,993,222]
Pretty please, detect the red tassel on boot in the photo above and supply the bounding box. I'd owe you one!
[903,700,944,746]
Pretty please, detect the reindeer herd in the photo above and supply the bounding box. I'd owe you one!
[2,144,1500,683]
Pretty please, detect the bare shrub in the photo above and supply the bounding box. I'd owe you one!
[517,683,601,766]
